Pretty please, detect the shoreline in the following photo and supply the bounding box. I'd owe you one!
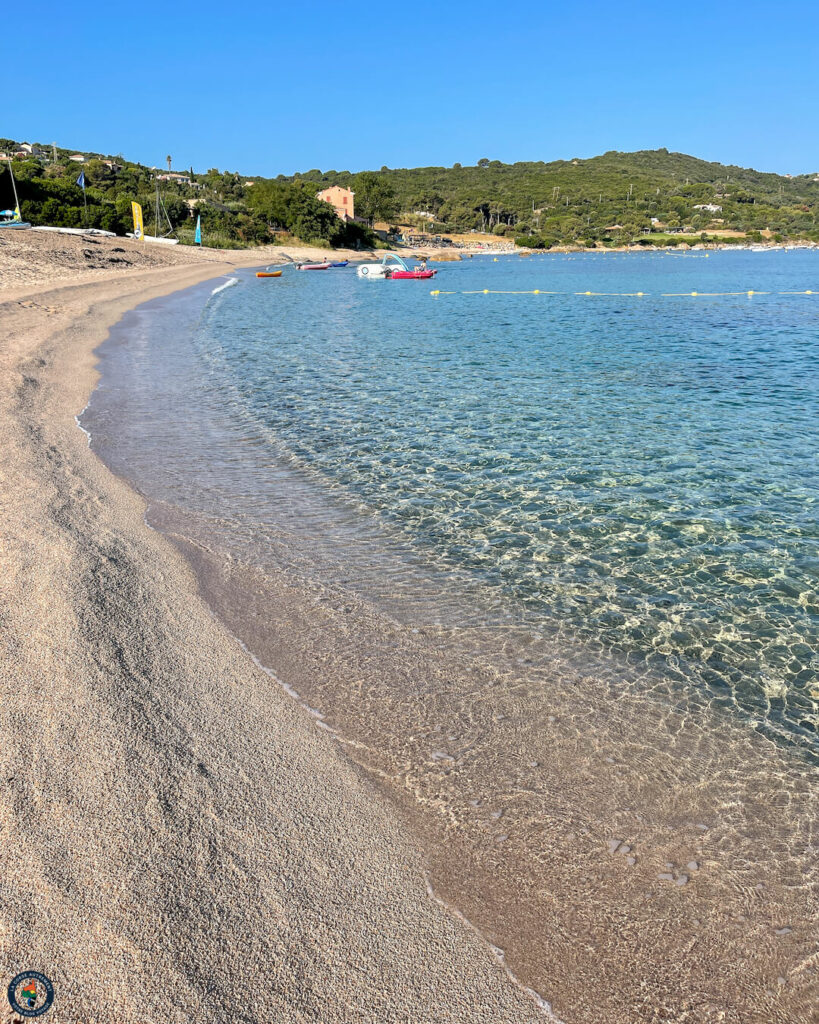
[82,261,817,1021]
[0,253,548,1022]
[3,241,817,1023]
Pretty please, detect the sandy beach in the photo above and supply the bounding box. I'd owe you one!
[2,232,817,1024]
[0,233,546,1022]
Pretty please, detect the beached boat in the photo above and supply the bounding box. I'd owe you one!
[139,181,179,244]
[296,261,331,270]
[256,270,283,278]
[0,158,30,228]
[356,253,437,280]
[32,226,115,237]
[0,209,30,228]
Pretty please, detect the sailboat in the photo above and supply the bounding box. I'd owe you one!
[142,180,179,245]
[0,157,31,228]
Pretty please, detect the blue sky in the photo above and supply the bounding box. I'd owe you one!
[4,1,818,176]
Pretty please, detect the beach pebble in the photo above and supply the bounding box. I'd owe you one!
[468,799,481,807]
[775,927,792,936]
[607,839,623,854]
[626,856,637,866]
[617,844,632,856]
[496,834,509,843]
[675,874,689,886]
[658,872,675,882]
[528,760,539,768]
[687,860,700,871]
[696,823,709,831]
[490,810,503,820]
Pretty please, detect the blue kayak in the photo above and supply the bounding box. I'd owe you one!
[330,260,349,267]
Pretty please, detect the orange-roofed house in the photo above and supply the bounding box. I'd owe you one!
[316,185,355,222]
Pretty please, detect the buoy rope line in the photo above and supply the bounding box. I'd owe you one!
[429,288,816,298]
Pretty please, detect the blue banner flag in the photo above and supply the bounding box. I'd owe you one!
[76,171,85,190]
[194,214,201,245]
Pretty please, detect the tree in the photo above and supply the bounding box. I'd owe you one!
[166,154,172,172]
[353,171,398,224]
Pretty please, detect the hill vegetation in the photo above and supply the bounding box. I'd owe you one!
[0,140,375,249]
[2,139,818,248]
[291,150,819,246]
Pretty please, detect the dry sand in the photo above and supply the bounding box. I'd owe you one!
[0,234,547,1022]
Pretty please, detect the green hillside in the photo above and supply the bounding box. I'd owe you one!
[289,149,819,245]
[2,138,818,248]
[0,140,374,249]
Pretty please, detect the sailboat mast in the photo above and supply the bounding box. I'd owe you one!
[6,156,22,212]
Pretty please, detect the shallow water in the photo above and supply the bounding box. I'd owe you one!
[87,251,818,753]
[82,251,819,1022]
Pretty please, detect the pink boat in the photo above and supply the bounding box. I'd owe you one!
[296,261,331,270]
[389,269,437,279]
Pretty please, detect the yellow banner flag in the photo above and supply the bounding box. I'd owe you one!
[131,201,144,240]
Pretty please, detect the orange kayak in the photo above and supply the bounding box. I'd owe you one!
[256,270,282,278]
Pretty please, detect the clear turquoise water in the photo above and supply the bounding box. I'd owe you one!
[85,251,819,754]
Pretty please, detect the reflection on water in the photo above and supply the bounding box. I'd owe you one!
[82,252,819,1022]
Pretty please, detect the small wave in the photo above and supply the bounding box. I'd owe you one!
[75,403,92,447]
[211,277,239,296]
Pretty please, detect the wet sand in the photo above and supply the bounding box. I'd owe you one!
[0,244,549,1022]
